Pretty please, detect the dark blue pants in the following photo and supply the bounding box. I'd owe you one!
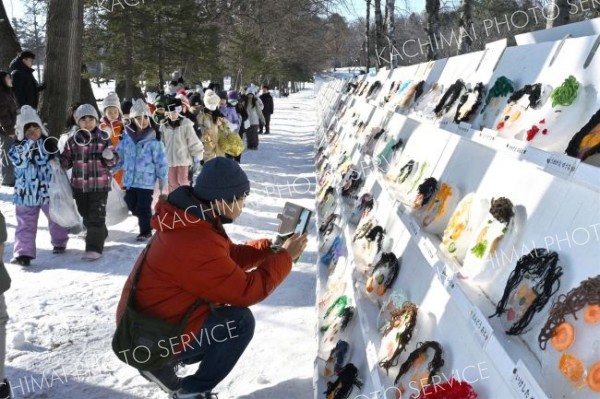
[124,188,153,235]
[178,306,255,393]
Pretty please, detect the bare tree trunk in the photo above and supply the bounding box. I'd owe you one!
[115,80,143,101]
[39,0,83,137]
[385,0,396,68]
[0,0,22,69]
[80,64,99,114]
[457,0,472,54]
[365,0,371,71]
[425,0,440,61]
[546,0,570,28]
[374,0,385,68]
[32,4,42,82]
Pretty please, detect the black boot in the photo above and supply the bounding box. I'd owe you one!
[10,256,32,266]
[0,378,11,398]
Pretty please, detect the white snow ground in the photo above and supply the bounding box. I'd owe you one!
[0,89,318,398]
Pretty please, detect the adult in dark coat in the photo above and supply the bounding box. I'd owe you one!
[9,51,44,109]
[0,72,18,186]
[258,85,274,134]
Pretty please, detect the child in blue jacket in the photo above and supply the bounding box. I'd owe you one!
[9,105,69,266]
[115,99,168,241]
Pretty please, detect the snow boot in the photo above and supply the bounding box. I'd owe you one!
[174,390,218,399]
[136,232,153,242]
[81,251,102,261]
[0,378,11,398]
[53,246,66,254]
[139,368,180,394]
[10,256,32,266]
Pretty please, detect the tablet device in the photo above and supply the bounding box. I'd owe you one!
[272,203,313,248]
[294,208,312,235]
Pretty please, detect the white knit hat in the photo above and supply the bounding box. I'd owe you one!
[74,104,99,125]
[129,99,150,119]
[146,92,158,104]
[203,89,221,111]
[16,105,49,140]
[102,92,121,112]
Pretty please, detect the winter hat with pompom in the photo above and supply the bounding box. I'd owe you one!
[16,105,48,140]
[146,92,158,104]
[129,99,151,119]
[102,92,121,113]
[203,90,221,111]
[74,104,99,125]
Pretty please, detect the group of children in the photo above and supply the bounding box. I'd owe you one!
[5,83,270,266]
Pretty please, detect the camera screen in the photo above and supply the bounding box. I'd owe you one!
[295,209,311,234]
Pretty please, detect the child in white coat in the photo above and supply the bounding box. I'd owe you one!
[159,97,204,192]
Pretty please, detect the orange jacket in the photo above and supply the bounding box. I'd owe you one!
[115,187,293,339]
[100,117,124,187]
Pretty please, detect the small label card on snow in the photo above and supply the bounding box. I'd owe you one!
[469,305,493,349]
[544,153,580,178]
[511,359,547,399]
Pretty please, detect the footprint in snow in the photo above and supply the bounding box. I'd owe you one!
[257,375,270,384]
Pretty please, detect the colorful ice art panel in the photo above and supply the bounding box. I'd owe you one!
[539,276,600,396]
[324,363,363,399]
[495,83,552,139]
[412,177,438,210]
[490,249,563,335]
[421,183,460,235]
[461,197,523,281]
[441,194,490,262]
[434,80,466,118]
[511,76,595,153]
[393,341,445,399]
[478,76,515,130]
[566,107,600,165]
[378,301,418,373]
[320,295,356,352]
[352,218,387,271]
[454,83,484,123]
[323,340,351,379]
[396,81,425,110]
[365,252,401,298]
[413,83,444,115]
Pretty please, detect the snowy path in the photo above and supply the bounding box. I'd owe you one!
[0,89,318,399]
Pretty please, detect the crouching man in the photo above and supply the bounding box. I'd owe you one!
[115,157,308,399]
